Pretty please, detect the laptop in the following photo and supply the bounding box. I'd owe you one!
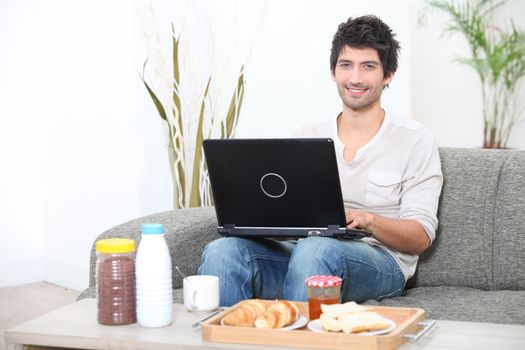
[202,138,371,239]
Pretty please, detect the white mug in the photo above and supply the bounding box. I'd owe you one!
[183,275,220,312]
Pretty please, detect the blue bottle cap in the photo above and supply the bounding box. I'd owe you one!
[141,223,165,234]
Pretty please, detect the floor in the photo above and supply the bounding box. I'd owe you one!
[0,282,80,350]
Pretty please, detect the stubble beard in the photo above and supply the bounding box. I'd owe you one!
[339,83,383,112]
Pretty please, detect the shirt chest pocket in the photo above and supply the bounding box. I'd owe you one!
[365,170,402,207]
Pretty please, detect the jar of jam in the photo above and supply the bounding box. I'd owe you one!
[96,238,136,325]
[305,275,342,320]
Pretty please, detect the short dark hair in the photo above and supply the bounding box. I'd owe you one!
[330,15,400,78]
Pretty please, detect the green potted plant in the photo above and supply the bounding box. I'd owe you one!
[423,0,525,148]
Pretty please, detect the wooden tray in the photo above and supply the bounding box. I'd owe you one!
[201,300,426,350]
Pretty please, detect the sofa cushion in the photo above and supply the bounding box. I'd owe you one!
[494,151,525,290]
[409,148,507,290]
[366,286,525,324]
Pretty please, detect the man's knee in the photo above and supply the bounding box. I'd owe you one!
[288,237,340,275]
[291,237,341,262]
[288,238,369,277]
[201,237,243,263]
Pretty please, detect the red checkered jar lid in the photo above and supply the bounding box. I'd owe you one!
[304,275,342,288]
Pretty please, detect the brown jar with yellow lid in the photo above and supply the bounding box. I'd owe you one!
[96,238,136,325]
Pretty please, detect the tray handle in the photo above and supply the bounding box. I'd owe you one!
[403,319,436,341]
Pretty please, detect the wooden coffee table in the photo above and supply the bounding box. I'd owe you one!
[5,298,525,350]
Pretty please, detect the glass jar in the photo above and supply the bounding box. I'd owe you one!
[96,238,136,325]
[305,275,342,320]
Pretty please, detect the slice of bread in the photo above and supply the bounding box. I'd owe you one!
[320,301,371,318]
[339,311,391,334]
[319,313,342,332]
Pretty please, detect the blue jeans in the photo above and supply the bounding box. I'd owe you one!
[197,236,405,307]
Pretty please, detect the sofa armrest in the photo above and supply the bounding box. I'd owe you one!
[82,207,218,298]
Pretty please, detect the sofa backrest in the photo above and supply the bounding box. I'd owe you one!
[410,148,525,291]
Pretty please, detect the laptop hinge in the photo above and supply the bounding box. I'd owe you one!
[327,225,343,236]
[218,224,236,236]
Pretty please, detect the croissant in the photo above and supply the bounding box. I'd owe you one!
[242,299,267,315]
[254,300,299,329]
[222,299,266,327]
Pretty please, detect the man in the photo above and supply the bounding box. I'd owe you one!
[198,15,443,306]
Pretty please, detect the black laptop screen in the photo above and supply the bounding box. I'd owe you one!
[203,138,347,229]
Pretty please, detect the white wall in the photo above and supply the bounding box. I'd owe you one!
[0,0,170,291]
[0,0,523,291]
[0,2,45,285]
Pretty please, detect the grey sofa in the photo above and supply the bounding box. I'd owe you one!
[80,148,525,325]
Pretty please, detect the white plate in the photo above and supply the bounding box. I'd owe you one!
[221,315,308,331]
[281,315,308,331]
[307,318,396,336]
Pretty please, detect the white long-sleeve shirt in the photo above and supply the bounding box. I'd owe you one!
[295,113,443,281]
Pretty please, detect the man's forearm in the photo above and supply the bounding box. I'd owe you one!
[367,215,430,255]
[345,208,430,255]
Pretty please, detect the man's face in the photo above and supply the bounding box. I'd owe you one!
[332,46,393,112]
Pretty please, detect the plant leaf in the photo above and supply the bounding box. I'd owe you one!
[171,23,184,139]
[225,66,245,138]
[140,71,168,122]
[189,77,212,207]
